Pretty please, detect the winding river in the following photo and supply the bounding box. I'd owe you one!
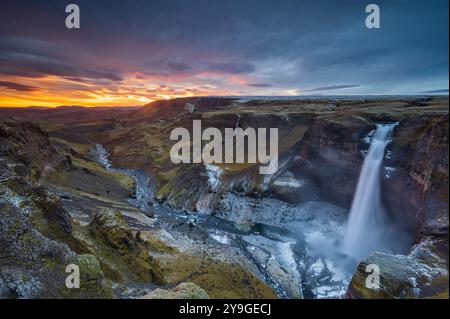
[95,144,352,298]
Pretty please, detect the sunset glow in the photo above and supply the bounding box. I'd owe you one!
[0,72,258,107]
[0,0,448,107]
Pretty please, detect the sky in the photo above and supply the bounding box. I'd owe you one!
[0,0,448,107]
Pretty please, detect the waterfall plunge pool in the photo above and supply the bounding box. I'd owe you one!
[94,124,413,299]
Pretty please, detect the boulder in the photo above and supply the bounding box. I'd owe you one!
[347,240,448,299]
[141,282,209,299]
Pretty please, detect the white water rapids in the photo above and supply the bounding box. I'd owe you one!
[342,123,397,260]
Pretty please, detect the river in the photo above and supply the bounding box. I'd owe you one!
[95,144,352,298]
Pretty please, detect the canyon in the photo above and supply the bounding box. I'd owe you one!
[0,96,448,299]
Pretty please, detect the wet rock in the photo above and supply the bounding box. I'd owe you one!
[387,115,449,241]
[347,239,448,299]
[245,242,302,298]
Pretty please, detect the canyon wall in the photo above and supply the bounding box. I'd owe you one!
[87,97,450,298]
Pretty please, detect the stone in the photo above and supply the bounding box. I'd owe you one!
[141,282,209,299]
[347,247,448,299]
[76,254,104,283]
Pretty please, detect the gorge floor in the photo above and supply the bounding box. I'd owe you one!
[95,143,355,299]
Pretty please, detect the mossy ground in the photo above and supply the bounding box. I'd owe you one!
[149,253,277,299]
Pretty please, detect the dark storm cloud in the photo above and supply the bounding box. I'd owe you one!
[307,84,360,92]
[0,37,123,81]
[0,81,39,92]
[422,89,449,94]
[164,60,255,75]
[203,62,255,75]
[0,0,448,94]
[168,61,191,72]
[0,51,122,81]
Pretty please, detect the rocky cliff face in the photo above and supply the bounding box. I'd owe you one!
[0,120,110,298]
[2,97,447,299]
[0,118,277,299]
[347,114,449,299]
[389,115,449,240]
[93,97,448,298]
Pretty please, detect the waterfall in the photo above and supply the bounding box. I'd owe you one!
[235,114,241,129]
[342,123,397,260]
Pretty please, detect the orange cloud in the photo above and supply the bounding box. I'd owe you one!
[0,73,240,107]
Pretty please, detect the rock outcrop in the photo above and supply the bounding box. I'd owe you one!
[0,118,277,299]
[142,282,209,299]
[347,238,448,299]
[92,97,448,299]
[347,114,449,299]
[1,97,448,299]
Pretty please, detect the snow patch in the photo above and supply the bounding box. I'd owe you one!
[204,164,223,191]
[273,178,305,188]
[210,233,230,245]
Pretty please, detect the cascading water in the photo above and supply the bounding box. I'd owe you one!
[342,123,397,261]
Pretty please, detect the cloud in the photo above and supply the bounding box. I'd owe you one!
[0,51,123,81]
[201,62,255,75]
[0,0,448,105]
[306,84,360,92]
[168,61,192,72]
[0,81,40,92]
[248,83,272,88]
[422,89,449,94]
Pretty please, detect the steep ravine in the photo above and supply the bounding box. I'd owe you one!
[0,120,278,299]
[96,101,448,298]
[3,97,446,299]
[95,143,352,298]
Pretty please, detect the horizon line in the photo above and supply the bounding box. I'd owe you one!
[0,93,448,109]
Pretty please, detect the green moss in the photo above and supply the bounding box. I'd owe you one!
[42,256,61,271]
[70,209,157,284]
[45,254,115,299]
[143,282,209,299]
[19,231,40,246]
[49,137,91,156]
[156,181,173,200]
[150,253,278,299]
[156,168,179,186]
[136,231,176,253]
[71,156,135,192]
[77,254,104,282]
